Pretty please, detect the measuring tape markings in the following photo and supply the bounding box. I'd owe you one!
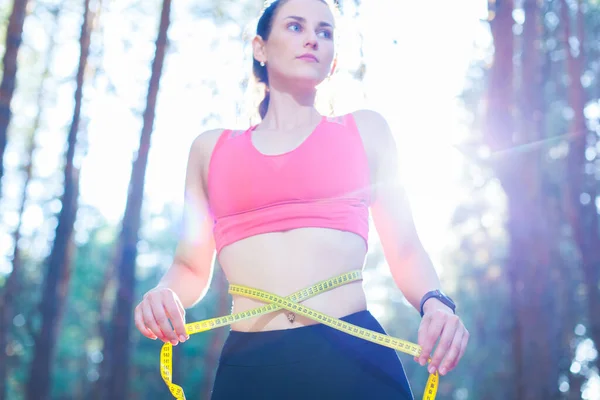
[159,271,364,398]
[158,270,439,400]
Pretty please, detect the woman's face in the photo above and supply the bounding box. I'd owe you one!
[256,0,336,88]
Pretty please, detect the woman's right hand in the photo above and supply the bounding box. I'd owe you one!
[134,287,189,345]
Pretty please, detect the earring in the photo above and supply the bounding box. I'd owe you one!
[260,61,265,67]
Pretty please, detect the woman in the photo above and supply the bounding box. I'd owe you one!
[134,0,469,398]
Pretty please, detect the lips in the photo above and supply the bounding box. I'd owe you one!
[297,54,318,62]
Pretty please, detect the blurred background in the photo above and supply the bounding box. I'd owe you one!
[0,0,599,399]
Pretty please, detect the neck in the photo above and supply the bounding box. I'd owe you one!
[260,81,320,131]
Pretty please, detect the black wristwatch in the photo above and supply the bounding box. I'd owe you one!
[419,290,456,317]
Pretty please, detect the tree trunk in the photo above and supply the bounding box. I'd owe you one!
[103,1,172,398]
[0,0,30,199]
[487,0,562,398]
[562,0,600,374]
[0,6,61,398]
[90,246,118,400]
[568,373,585,400]
[24,1,93,398]
[486,1,520,398]
[517,1,561,397]
[200,265,229,399]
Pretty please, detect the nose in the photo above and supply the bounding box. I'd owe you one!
[304,31,318,50]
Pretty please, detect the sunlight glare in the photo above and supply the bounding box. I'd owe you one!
[79,0,490,268]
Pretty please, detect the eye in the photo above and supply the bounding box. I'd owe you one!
[287,22,302,32]
[318,29,333,40]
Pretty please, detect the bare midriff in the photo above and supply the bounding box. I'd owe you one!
[217,227,368,332]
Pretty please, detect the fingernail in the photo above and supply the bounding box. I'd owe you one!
[428,366,436,374]
[179,335,186,342]
[439,367,447,375]
[171,340,178,346]
[420,359,426,366]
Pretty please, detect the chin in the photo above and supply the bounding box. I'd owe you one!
[288,72,327,89]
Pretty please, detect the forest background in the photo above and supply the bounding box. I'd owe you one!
[0,0,599,399]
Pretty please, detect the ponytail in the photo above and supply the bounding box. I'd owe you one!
[253,56,270,120]
[259,88,270,120]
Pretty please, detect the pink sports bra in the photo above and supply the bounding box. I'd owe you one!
[207,113,371,254]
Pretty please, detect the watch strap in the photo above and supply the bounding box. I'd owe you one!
[419,290,456,317]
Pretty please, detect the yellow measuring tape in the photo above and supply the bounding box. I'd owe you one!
[159,270,439,400]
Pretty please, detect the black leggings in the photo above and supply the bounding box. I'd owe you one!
[210,310,414,399]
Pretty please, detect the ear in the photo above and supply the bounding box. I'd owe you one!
[252,35,267,64]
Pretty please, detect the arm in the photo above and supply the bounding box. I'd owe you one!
[134,129,220,345]
[353,110,468,376]
[354,110,443,311]
[154,131,218,309]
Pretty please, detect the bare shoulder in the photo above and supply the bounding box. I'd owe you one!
[351,109,389,128]
[190,128,227,158]
[350,109,396,159]
[188,128,227,182]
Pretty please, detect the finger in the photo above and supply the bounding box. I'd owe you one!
[438,326,464,376]
[142,301,167,341]
[417,314,433,366]
[174,296,187,332]
[150,295,179,345]
[135,305,157,339]
[163,294,188,342]
[429,315,459,374]
[449,329,470,371]
[145,327,158,339]
[175,296,186,319]
[418,313,445,366]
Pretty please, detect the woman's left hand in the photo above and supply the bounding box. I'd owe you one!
[414,300,469,376]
